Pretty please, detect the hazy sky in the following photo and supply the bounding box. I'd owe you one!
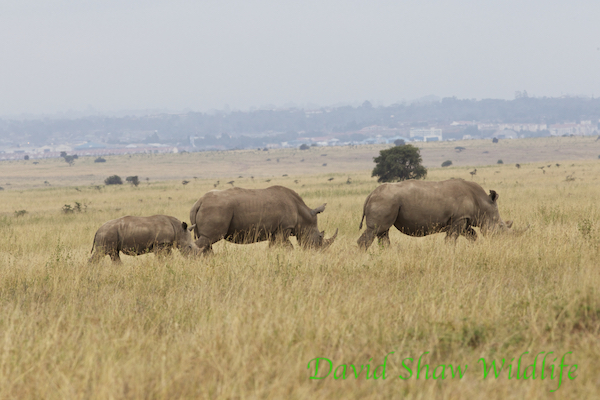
[1,0,599,116]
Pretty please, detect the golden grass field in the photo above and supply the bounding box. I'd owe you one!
[1,137,600,399]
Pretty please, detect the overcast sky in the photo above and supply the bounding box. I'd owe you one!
[1,0,599,116]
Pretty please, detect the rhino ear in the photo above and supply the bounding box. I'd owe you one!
[188,224,196,232]
[311,203,326,216]
[489,190,499,202]
[182,222,188,231]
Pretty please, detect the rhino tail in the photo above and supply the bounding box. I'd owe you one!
[90,230,98,254]
[359,192,373,230]
[189,201,202,240]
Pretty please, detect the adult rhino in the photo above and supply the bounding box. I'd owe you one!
[357,179,524,250]
[89,215,200,263]
[189,185,337,253]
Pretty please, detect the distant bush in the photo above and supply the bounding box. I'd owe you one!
[126,176,140,187]
[62,202,87,214]
[492,137,499,143]
[441,160,452,167]
[299,144,310,150]
[497,159,504,164]
[14,210,27,217]
[24,155,29,160]
[455,146,466,152]
[394,139,405,147]
[105,175,123,185]
[94,157,106,163]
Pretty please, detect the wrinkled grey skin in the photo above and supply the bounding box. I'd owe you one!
[357,179,523,250]
[189,185,337,253]
[89,215,200,263]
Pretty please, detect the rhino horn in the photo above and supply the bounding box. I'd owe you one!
[188,224,196,232]
[321,228,338,250]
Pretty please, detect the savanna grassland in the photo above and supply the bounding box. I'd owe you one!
[1,137,600,399]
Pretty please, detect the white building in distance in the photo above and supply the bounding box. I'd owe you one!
[409,127,443,141]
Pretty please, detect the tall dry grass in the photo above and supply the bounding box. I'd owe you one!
[0,156,599,399]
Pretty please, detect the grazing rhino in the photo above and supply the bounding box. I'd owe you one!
[89,215,200,263]
[357,179,524,250]
[189,185,337,253]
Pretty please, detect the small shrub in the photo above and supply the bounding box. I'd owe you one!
[578,218,593,239]
[14,210,27,217]
[105,175,123,185]
[126,176,140,186]
[455,146,466,152]
[394,139,405,147]
[94,157,106,163]
[441,160,453,167]
[62,202,87,214]
[299,144,310,150]
[24,155,29,160]
[497,159,504,164]
[492,137,499,143]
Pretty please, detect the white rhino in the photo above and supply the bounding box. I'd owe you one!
[189,185,337,253]
[89,215,200,263]
[358,179,525,250]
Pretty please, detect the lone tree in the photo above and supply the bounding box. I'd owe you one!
[371,144,427,183]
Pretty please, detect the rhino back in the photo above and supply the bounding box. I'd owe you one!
[116,216,177,251]
[192,186,305,242]
[384,180,494,231]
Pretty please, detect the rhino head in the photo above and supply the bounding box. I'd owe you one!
[177,222,203,256]
[480,191,528,236]
[297,203,338,249]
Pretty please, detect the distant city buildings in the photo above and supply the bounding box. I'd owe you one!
[410,128,443,142]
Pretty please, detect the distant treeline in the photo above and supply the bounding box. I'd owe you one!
[1,97,600,146]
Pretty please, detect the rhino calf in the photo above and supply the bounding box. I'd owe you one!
[189,185,337,253]
[358,179,523,250]
[89,215,199,263]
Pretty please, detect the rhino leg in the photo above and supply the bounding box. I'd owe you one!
[377,230,391,247]
[357,228,376,250]
[109,250,122,263]
[194,236,214,255]
[464,226,477,241]
[445,219,476,243]
[88,249,105,264]
[269,229,294,249]
[154,245,173,258]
